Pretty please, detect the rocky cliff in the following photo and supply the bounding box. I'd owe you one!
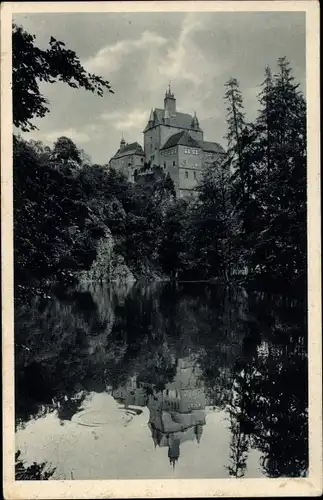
[78,228,136,284]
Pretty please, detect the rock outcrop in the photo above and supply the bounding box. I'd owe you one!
[78,228,135,284]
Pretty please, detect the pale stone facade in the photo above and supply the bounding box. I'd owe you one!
[109,139,145,183]
[109,87,225,197]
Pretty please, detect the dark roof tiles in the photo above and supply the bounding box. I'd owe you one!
[160,132,226,154]
[144,108,202,132]
[200,140,225,154]
[112,142,145,159]
[161,131,201,150]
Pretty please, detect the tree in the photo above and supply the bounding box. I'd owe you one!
[252,58,307,284]
[190,160,233,280]
[257,66,275,181]
[13,136,100,283]
[12,23,114,131]
[52,136,82,165]
[224,78,246,202]
[158,200,187,279]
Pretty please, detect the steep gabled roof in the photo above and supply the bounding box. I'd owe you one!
[161,131,201,150]
[112,142,145,159]
[200,140,226,154]
[143,109,202,133]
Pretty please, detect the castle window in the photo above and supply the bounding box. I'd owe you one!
[164,163,166,169]
[187,148,191,154]
[184,148,187,154]
[141,158,144,162]
[173,160,175,166]
[194,171,197,179]
[185,171,188,178]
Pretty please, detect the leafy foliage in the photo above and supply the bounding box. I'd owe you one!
[190,58,306,288]
[12,23,114,131]
[14,134,179,287]
[15,451,56,480]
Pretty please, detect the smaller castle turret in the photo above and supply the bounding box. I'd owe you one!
[120,135,126,149]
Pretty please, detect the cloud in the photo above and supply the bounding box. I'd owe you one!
[85,30,167,74]
[14,12,305,165]
[44,128,91,144]
[21,128,91,147]
[100,108,148,132]
[158,13,206,86]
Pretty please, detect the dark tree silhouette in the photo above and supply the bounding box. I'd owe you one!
[12,23,114,131]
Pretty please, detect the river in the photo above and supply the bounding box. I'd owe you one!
[15,282,308,479]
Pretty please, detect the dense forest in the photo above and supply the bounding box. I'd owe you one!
[13,23,306,294]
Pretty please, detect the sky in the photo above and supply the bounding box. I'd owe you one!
[14,11,306,164]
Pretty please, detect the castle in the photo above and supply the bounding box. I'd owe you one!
[109,86,225,198]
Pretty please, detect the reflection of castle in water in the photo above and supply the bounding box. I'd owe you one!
[112,357,206,468]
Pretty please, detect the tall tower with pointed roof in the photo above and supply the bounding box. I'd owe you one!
[168,436,180,469]
[164,85,176,116]
[191,111,200,130]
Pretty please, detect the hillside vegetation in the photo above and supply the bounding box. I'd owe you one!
[13,24,306,295]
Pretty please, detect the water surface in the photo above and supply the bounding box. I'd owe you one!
[15,282,308,479]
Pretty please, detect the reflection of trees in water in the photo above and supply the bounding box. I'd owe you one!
[14,284,252,425]
[55,392,88,422]
[15,285,122,426]
[227,417,250,478]
[15,283,308,478]
[182,285,249,409]
[226,294,308,478]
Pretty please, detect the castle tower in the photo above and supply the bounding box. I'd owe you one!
[191,111,200,130]
[164,108,170,125]
[120,135,126,149]
[148,109,154,128]
[164,84,176,116]
[168,436,180,469]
